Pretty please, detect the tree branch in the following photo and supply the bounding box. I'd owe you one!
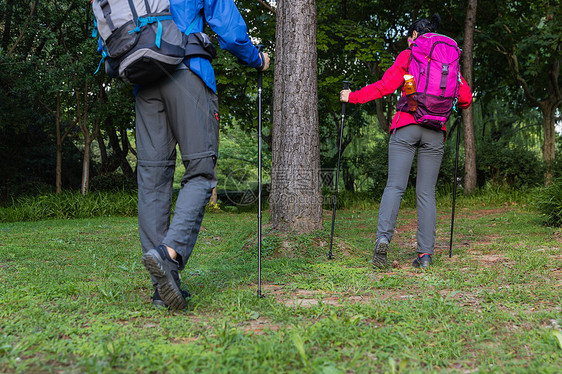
[497,45,540,108]
[40,92,75,141]
[38,97,56,118]
[8,0,38,55]
[510,54,540,107]
[257,0,276,14]
[549,53,561,100]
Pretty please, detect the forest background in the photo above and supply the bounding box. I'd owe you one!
[0,0,561,216]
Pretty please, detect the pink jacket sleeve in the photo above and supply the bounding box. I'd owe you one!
[457,75,473,109]
[348,50,411,104]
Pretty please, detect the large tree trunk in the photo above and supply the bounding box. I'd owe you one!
[270,0,322,233]
[81,133,92,196]
[541,102,557,184]
[54,93,63,194]
[80,120,101,195]
[462,0,477,194]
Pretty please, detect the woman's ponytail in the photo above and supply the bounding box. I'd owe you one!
[408,13,441,37]
[429,13,441,32]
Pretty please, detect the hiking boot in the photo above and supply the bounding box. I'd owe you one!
[152,289,167,309]
[152,288,191,309]
[142,245,187,310]
[371,237,389,268]
[412,253,432,269]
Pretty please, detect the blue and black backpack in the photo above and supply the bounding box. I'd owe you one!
[92,0,215,85]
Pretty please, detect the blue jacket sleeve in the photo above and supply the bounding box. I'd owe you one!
[204,0,261,69]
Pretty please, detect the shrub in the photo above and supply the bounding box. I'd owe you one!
[205,201,223,213]
[355,138,389,199]
[322,190,379,210]
[477,139,544,188]
[0,191,138,222]
[535,178,562,226]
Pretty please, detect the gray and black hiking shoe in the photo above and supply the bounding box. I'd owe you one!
[142,245,187,310]
[371,237,389,268]
[152,288,191,309]
[412,253,432,269]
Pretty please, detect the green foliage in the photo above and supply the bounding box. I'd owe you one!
[475,1,562,101]
[477,138,544,188]
[350,134,390,198]
[325,190,379,210]
[213,0,275,134]
[437,185,537,210]
[0,0,559,200]
[90,173,137,192]
[0,125,83,204]
[216,126,270,191]
[0,191,137,222]
[535,178,562,226]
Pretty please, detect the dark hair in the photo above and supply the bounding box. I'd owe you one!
[408,13,441,37]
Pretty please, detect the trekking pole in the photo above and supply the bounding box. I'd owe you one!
[449,114,462,258]
[328,81,351,260]
[257,45,265,298]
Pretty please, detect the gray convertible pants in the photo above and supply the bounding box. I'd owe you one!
[135,68,219,273]
[377,125,445,255]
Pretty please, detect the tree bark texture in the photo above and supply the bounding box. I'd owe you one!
[462,0,477,194]
[54,93,63,194]
[97,132,109,172]
[541,102,557,184]
[81,134,91,196]
[270,0,322,233]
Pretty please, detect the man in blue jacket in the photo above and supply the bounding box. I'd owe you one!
[139,0,270,310]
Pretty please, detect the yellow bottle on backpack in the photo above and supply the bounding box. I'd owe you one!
[404,75,417,112]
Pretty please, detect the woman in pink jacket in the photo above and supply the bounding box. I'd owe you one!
[340,14,472,269]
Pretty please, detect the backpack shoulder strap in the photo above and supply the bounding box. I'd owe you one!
[99,0,117,32]
[404,47,414,75]
[185,11,203,35]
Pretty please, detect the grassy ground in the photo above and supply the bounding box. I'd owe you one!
[0,199,561,373]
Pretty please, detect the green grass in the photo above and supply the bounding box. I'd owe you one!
[1,196,561,373]
[0,191,138,222]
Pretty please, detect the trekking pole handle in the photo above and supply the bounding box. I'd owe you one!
[341,81,351,117]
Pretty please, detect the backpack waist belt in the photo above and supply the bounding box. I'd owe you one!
[185,32,217,61]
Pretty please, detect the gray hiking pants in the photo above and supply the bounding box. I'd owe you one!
[377,125,444,254]
[135,68,219,272]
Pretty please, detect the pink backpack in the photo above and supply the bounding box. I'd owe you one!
[397,33,461,130]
